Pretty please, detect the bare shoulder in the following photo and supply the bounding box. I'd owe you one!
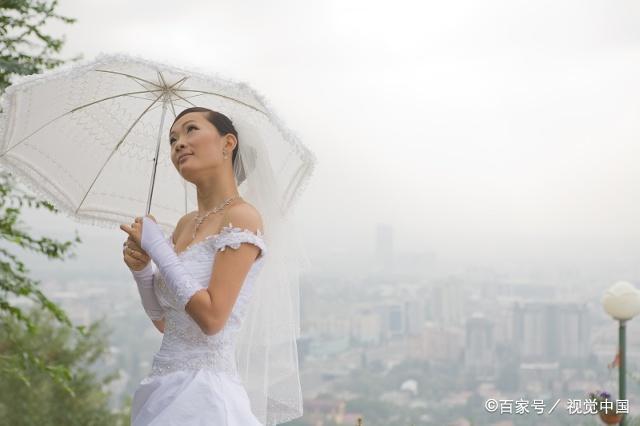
[223,201,264,234]
[172,211,197,243]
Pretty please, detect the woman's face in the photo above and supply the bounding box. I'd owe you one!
[169,112,229,180]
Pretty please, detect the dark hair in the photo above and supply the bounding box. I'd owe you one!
[170,107,246,183]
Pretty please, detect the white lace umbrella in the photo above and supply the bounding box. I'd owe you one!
[0,53,315,425]
[0,53,315,233]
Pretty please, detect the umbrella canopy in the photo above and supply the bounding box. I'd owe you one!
[0,53,315,233]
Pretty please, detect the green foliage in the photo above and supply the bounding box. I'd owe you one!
[0,0,81,324]
[0,0,83,387]
[0,171,82,327]
[0,0,129,421]
[345,397,395,422]
[0,309,125,426]
[0,0,82,93]
[0,170,84,387]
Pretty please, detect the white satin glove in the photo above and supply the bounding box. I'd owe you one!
[139,216,204,310]
[130,261,164,321]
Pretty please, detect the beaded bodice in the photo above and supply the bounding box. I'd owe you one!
[145,225,267,381]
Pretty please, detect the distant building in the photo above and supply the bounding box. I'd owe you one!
[315,315,351,340]
[464,313,495,378]
[404,298,425,336]
[350,309,382,345]
[519,362,560,396]
[376,303,405,338]
[353,296,425,344]
[513,301,590,364]
[414,321,464,362]
[307,336,350,358]
[429,278,466,327]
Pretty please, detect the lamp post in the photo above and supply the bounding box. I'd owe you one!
[602,281,640,426]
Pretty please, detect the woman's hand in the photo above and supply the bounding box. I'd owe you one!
[120,214,157,246]
[122,237,151,271]
[120,215,157,271]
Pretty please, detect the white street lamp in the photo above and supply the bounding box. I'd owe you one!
[602,280,640,426]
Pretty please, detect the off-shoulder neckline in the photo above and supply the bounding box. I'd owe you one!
[170,223,265,257]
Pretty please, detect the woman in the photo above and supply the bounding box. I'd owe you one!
[120,107,276,425]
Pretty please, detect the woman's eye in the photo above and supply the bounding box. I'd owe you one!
[169,126,196,145]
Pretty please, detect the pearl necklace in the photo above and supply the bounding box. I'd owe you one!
[192,196,239,239]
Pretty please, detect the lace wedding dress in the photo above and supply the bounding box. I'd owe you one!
[130,225,267,426]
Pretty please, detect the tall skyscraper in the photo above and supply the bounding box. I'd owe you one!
[374,223,394,274]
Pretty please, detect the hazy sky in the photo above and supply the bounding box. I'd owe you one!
[15,0,640,279]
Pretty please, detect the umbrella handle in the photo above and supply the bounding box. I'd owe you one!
[146,100,169,215]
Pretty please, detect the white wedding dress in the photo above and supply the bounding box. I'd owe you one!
[130,225,267,426]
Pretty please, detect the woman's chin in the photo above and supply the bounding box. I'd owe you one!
[177,165,195,181]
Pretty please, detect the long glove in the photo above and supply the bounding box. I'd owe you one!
[130,261,164,320]
[139,216,204,310]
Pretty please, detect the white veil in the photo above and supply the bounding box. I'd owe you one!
[230,112,311,425]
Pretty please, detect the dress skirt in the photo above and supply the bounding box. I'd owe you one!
[131,369,263,426]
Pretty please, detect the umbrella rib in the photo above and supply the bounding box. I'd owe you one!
[172,99,193,110]
[179,93,206,100]
[75,93,165,214]
[175,89,266,115]
[168,92,206,110]
[170,75,189,90]
[93,70,186,95]
[158,70,177,117]
[172,91,197,108]
[137,74,188,115]
[0,89,163,157]
[160,72,189,92]
[146,102,167,114]
[162,73,190,117]
[157,70,168,89]
[168,96,177,117]
[123,75,153,92]
[68,89,164,114]
[124,94,163,102]
[94,69,162,89]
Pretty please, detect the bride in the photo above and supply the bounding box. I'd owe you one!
[119,107,301,425]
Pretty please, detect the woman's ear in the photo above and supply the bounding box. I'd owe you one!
[225,134,238,152]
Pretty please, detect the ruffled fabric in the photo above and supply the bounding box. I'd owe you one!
[213,223,267,259]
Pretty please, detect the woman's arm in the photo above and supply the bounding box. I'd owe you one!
[123,213,192,333]
[146,213,194,333]
[152,319,165,333]
[133,204,264,336]
[186,204,264,335]
[130,262,164,326]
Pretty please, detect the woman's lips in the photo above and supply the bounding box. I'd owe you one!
[179,154,192,164]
